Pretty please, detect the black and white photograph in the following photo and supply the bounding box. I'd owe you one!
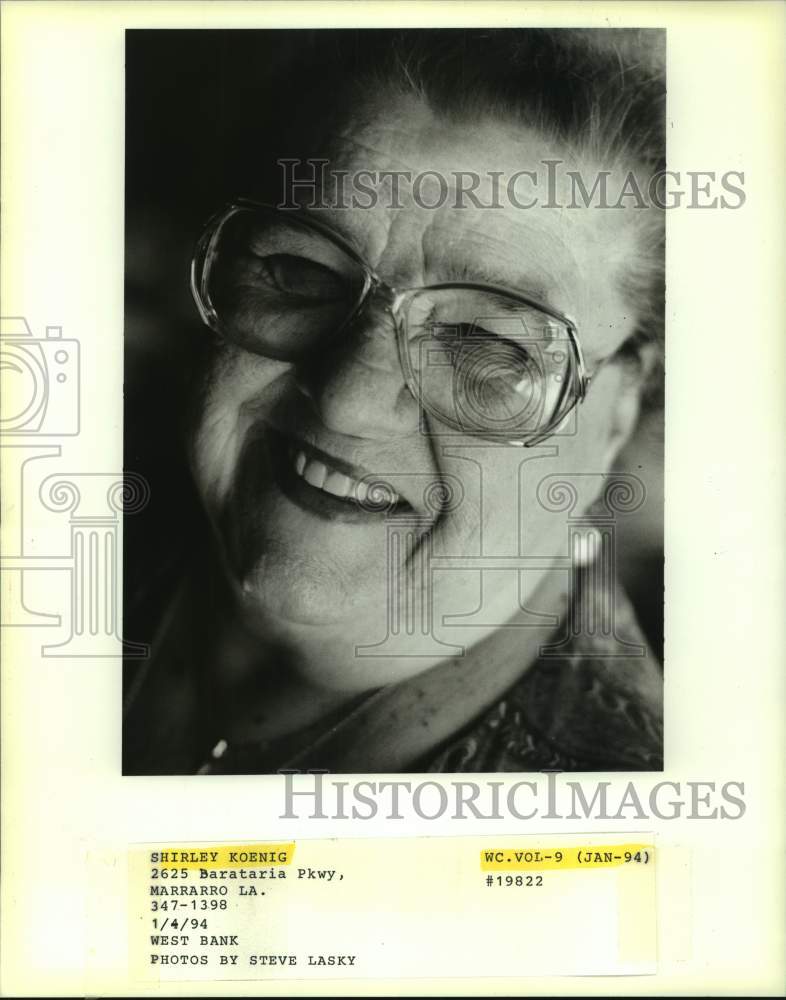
[3,2,785,995]
[123,27,666,775]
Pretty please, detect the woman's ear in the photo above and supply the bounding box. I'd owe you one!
[601,341,659,469]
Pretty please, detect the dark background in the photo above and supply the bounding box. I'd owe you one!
[124,29,664,659]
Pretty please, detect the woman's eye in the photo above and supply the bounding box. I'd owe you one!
[433,321,492,339]
[464,323,494,339]
[258,254,346,301]
[437,323,531,369]
[434,321,510,344]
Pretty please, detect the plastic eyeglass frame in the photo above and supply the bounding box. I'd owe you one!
[190,198,592,447]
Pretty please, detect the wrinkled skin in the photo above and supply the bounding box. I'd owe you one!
[189,96,654,707]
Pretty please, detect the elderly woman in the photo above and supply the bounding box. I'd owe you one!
[123,28,664,774]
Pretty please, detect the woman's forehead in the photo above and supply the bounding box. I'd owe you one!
[334,101,551,168]
[295,104,642,357]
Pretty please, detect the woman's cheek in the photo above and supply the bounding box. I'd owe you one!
[190,346,259,513]
[188,348,280,513]
[190,396,244,513]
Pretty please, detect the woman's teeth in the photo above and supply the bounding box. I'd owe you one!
[291,448,398,504]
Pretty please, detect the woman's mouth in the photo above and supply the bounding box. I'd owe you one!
[290,446,399,506]
[266,428,414,522]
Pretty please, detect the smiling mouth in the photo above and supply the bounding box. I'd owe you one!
[291,446,394,505]
[265,428,414,522]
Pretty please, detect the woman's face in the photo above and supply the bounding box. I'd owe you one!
[189,97,650,691]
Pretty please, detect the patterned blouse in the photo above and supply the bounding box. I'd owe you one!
[123,544,662,777]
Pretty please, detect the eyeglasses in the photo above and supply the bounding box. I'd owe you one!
[190,200,592,445]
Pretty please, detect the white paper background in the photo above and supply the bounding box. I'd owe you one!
[1,1,784,995]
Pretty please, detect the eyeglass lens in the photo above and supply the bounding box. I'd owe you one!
[202,207,580,438]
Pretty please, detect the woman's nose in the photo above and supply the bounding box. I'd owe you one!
[292,301,421,439]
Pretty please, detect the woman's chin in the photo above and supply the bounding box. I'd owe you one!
[234,552,382,631]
